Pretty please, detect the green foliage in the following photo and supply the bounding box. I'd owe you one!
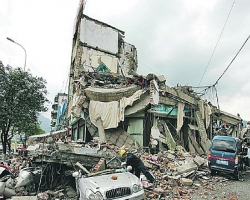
[23,122,45,137]
[0,61,49,153]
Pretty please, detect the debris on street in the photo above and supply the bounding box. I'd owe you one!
[0,137,219,199]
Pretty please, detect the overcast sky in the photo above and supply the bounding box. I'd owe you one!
[1,0,250,121]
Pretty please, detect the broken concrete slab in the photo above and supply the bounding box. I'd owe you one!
[193,155,206,167]
[166,153,176,160]
[173,162,198,176]
[10,197,37,200]
[74,146,98,154]
[180,178,193,186]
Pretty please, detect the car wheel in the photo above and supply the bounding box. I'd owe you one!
[211,169,216,176]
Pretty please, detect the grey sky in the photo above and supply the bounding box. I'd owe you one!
[1,0,250,120]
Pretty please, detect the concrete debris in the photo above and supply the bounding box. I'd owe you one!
[180,178,193,186]
[0,138,233,200]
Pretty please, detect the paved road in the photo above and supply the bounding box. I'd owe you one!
[189,170,250,200]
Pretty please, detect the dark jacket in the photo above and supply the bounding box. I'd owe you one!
[126,152,143,167]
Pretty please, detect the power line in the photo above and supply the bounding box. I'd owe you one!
[198,33,250,110]
[200,33,250,94]
[214,34,250,86]
[197,0,235,87]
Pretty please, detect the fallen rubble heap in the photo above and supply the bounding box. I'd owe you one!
[0,138,217,199]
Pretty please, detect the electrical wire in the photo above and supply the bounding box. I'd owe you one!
[213,34,250,86]
[215,86,220,110]
[197,33,250,110]
[198,0,235,87]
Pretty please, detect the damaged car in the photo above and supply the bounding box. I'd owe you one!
[72,163,145,200]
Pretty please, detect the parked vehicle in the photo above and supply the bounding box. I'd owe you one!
[72,163,145,200]
[208,135,246,180]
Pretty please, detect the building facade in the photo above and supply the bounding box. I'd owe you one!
[62,2,243,154]
[51,93,67,132]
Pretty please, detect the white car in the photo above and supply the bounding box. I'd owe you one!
[73,168,145,200]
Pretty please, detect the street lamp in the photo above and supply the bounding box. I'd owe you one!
[7,37,27,71]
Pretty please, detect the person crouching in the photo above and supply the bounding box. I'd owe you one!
[120,150,155,185]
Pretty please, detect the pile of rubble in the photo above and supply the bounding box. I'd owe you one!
[0,154,77,200]
[0,139,216,199]
[133,147,210,199]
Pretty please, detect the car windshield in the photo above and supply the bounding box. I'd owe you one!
[211,139,236,152]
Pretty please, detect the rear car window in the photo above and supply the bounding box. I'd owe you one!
[211,139,236,152]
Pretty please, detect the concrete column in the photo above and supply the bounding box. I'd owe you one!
[95,117,106,142]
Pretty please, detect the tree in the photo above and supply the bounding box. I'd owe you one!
[23,122,45,138]
[0,62,49,160]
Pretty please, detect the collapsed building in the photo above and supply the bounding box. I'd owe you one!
[57,1,243,156]
[0,1,244,199]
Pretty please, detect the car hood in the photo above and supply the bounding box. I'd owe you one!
[79,171,139,192]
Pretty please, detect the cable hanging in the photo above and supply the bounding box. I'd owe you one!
[213,34,250,86]
[199,33,250,99]
[198,0,235,87]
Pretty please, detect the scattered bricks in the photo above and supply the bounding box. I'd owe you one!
[147,193,155,199]
[160,185,168,191]
[160,179,167,186]
[162,158,169,166]
[109,145,115,150]
[147,160,161,168]
[180,189,188,195]
[143,160,153,169]
[168,163,177,170]
[37,192,49,200]
[188,189,195,194]
[8,133,224,199]
[92,158,106,173]
[173,186,180,196]
[167,177,179,187]
[167,185,173,190]
[153,187,166,195]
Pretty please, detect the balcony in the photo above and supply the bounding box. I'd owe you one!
[52,102,58,110]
